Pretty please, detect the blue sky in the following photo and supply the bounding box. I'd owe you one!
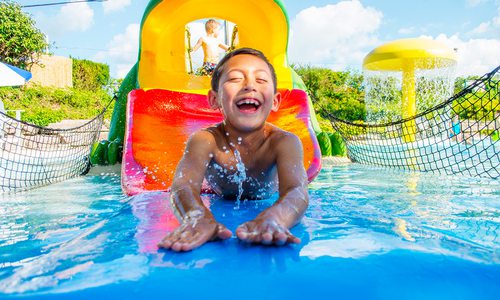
[18,0,500,78]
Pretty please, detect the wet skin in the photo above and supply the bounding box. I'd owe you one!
[158,54,309,251]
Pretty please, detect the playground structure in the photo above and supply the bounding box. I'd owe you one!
[93,0,322,195]
[363,38,457,143]
[0,0,499,194]
[330,58,499,178]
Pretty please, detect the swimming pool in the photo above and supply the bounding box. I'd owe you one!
[0,163,499,299]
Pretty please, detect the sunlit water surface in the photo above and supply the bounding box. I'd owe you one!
[0,164,499,299]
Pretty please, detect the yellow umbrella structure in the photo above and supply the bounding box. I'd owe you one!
[363,38,457,142]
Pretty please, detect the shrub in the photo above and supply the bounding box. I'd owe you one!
[72,58,110,91]
[293,66,366,123]
[0,85,113,126]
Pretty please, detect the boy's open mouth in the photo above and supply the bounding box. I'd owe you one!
[236,98,261,113]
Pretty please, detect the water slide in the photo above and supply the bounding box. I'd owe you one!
[92,0,323,195]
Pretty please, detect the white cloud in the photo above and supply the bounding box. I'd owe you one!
[287,1,498,76]
[430,34,500,76]
[398,27,416,35]
[439,3,500,76]
[35,1,94,38]
[470,21,491,34]
[103,0,132,14]
[468,5,500,38]
[288,0,382,70]
[59,2,94,31]
[93,24,140,78]
[466,0,487,7]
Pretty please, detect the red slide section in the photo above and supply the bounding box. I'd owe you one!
[122,89,321,195]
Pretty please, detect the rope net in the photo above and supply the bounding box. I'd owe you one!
[327,66,500,179]
[0,107,107,193]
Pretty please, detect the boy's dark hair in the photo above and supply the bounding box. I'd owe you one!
[211,48,277,93]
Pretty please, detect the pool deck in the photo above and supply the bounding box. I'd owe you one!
[321,156,352,167]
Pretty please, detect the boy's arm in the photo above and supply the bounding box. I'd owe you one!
[266,133,309,227]
[219,42,229,51]
[190,37,203,52]
[158,130,231,251]
[236,134,309,245]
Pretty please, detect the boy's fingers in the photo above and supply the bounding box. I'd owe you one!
[267,227,300,245]
[174,239,201,252]
[158,230,182,248]
[261,231,274,244]
[280,227,301,244]
[171,231,207,252]
[286,233,301,244]
[170,242,184,252]
[235,223,252,240]
[159,224,198,249]
[157,240,172,249]
[273,231,288,246]
[215,223,232,240]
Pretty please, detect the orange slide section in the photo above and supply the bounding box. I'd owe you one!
[122,89,321,195]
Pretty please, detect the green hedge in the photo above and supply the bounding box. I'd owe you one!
[293,66,366,130]
[0,85,113,126]
[72,58,110,91]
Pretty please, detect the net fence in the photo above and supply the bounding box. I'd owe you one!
[0,101,111,193]
[326,66,500,179]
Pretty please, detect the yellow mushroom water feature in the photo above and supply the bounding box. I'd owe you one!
[363,38,457,143]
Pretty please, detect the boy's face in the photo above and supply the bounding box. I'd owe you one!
[208,54,280,133]
[208,25,220,37]
[213,26,220,37]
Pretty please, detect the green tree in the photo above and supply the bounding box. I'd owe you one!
[294,65,366,122]
[0,0,48,69]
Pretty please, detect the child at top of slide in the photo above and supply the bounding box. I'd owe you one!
[191,19,229,75]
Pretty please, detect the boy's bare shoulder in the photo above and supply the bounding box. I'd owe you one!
[187,127,219,148]
[267,124,302,149]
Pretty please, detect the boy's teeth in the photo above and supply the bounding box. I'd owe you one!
[237,99,259,106]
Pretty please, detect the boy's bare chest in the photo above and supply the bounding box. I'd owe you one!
[204,147,278,199]
[210,147,274,176]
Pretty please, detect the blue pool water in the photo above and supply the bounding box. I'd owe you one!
[0,163,499,299]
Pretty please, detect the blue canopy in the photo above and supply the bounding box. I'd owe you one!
[0,61,32,87]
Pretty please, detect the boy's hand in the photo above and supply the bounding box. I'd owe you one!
[158,216,232,252]
[236,217,301,246]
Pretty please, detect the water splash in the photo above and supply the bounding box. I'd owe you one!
[364,64,456,124]
[228,149,247,209]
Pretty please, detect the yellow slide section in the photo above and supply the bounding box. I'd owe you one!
[138,0,293,92]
